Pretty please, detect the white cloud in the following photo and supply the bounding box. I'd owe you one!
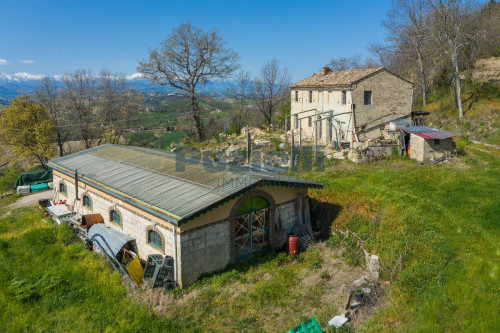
[0,59,7,65]
[19,59,35,64]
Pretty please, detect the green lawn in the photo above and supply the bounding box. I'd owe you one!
[0,143,498,332]
[303,143,500,331]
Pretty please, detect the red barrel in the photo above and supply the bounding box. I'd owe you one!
[288,233,299,255]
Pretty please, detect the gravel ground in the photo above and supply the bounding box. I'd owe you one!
[1,190,53,218]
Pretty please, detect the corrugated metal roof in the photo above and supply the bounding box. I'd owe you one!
[290,67,384,88]
[47,144,322,225]
[88,223,135,256]
[401,126,456,140]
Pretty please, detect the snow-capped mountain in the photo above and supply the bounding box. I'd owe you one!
[0,72,231,104]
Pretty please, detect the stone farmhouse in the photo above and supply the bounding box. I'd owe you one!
[289,67,415,146]
[47,144,322,287]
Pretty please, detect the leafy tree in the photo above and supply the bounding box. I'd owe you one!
[0,95,55,168]
[138,22,239,141]
[252,58,291,125]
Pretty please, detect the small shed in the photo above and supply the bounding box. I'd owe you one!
[399,126,456,162]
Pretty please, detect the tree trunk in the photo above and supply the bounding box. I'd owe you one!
[451,50,463,121]
[56,132,64,157]
[190,91,203,141]
[417,51,427,106]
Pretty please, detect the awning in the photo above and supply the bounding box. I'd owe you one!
[401,126,455,140]
[88,224,135,256]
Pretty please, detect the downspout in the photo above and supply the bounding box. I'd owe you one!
[172,227,178,286]
[74,169,79,200]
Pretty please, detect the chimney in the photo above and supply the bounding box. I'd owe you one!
[321,67,332,75]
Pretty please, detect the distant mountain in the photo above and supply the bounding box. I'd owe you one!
[0,72,233,102]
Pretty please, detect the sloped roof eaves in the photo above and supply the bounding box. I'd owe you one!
[47,144,322,226]
[290,67,384,88]
[401,126,456,140]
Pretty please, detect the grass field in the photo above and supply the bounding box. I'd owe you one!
[0,142,498,332]
[303,143,500,331]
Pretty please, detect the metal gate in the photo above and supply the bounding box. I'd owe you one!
[234,200,269,261]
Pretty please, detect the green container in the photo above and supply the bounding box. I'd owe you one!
[287,317,322,333]
[30,183,49,192]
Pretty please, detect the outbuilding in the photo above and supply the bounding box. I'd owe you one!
[399,126,456,162]
[47,144,322,287]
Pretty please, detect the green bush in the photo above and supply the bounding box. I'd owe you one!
[0,168,19,192]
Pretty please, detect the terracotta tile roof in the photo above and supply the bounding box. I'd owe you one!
[290,67,385,88]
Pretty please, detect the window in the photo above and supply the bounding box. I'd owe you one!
[148,230,162,249]
[308,116,312,127]
[364,91,372,105]
[110,209,120,225]
[294,91,298,102]
[342,91,347,105]
[83,195,91,209]
[295,115,299,129]
[434,139,441,145]
[309,91,312,103]
[59,182,66,195]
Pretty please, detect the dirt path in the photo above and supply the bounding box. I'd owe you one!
[1,190,53,218]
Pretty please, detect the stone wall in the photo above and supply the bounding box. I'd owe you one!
[352,71,414,142]
[409,135,454,162]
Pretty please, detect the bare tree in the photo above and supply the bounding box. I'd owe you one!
[97,70,143,143]
[383,0,430,105]
[252,58,291,125]
[34,77,69,156]
[225,71,251,135]
[61,69,99,149]
[428,0,477,121]
[327,55,378,71]
[138,22,239,141]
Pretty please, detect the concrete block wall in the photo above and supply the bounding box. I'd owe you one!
[178,221,230,287]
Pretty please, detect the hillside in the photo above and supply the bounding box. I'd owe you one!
[424,57,500,145]
[0,143,498,332]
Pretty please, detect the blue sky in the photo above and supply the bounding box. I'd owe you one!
[1,0,393,80]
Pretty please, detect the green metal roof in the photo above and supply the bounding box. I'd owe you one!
[47,144,322,225]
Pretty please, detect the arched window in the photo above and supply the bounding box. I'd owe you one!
[110,209,121,225]
[59,182,66,195]
[148,230,162,249]
[83,195,91,209]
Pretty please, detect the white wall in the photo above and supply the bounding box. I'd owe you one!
[53,174,176,261]
[290,88,354,144]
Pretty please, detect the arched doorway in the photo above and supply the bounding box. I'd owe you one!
[233,196,269,261]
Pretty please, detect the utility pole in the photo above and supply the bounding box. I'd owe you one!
[284,115,288,145]
[246,125,251,165]
[314,119,318,166]
[299,120,302,150]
